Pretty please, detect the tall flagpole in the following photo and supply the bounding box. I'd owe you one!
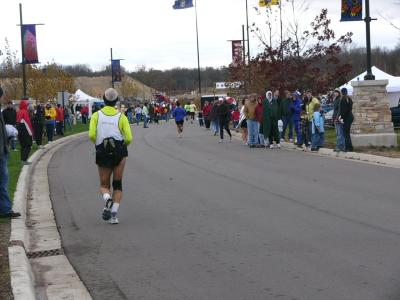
[279,0,285,84]
[194,0,202,95]
[245,0,250,65]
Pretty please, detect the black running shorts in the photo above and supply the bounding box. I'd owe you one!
[95,141,128,168]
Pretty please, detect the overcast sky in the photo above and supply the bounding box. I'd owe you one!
[1,0,399,71]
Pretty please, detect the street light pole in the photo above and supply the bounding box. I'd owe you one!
[62,90,65,129]
[364,0,375,80]
[110,48,115,88]
[194,0,202,96]
[19,3,27,98]
[242,24,246,65]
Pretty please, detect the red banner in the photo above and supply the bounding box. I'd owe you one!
[232,40,243,65]
[22,24,39,64]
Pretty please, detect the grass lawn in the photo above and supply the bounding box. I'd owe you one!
[6,122,89,206]
[0,122,88,300]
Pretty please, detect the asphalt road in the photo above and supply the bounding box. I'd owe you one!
[49,122,400,300]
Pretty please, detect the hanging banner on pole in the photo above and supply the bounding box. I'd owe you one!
[22,24,39,64]
[232,40,243,65]
[341,0,362,22]
[173,0,193,9]
[112,60,122,82]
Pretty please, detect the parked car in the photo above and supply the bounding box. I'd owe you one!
[391,106,400,128]
[324,110,334,128]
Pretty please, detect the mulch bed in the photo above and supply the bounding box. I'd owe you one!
[0,220,13,300]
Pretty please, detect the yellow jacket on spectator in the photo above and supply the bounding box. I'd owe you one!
[44,107,57,123]
[305,97,320,121]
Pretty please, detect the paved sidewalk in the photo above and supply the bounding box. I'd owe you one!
[9,133,92,300]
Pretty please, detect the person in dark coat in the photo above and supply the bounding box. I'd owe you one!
[216,99,232,142]
[281,90,294,142]
[2,101,17,125]
[0,87,21,218]
[2,101,17,150]
[332,89,345,152]
[262,91,281,149]
[340,88,354,152]
[33,104,45,148]
[208,101,220,136]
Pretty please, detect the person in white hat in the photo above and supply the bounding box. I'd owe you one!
[89,88,133,224]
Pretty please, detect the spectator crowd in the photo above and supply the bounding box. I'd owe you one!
[200,88,354,152]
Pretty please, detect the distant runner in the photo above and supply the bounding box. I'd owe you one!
[184,102,190,121]
[172,101,186,138]
[188,101,197,124]
[89,88,132,224]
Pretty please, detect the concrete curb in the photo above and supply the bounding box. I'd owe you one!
[279,141,400,168]
[8,132,92,300]
[231,132,400,168]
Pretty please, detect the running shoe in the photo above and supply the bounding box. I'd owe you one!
[109,212,119,224]
[277,144,281,149]
[102,199,113,221]
[218,139,224,143]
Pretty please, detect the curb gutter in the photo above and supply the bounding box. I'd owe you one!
[8,132,92,300]
[231,132,400,168]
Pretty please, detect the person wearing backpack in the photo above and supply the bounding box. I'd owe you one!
[89,88,132,225]
[311,103,325,151]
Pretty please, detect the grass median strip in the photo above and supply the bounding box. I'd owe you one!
[0,123,88,300]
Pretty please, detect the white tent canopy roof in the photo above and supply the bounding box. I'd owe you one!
[340,66,400,94]
[73,89,101,102]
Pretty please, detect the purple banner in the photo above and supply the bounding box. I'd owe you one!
[341,0,362,22]
[22,24,39,64]
[112,60,122,82]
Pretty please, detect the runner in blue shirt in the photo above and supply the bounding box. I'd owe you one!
[172,101,186,138]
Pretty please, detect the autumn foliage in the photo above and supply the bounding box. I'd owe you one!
[230,9,353,94]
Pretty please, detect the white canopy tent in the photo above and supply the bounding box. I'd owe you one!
[340,66,400,108]
[73,89,103,117]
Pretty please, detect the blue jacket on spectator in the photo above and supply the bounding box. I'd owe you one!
[291,97,302,122]
[312,111,325,134]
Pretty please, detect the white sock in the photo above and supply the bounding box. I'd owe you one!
[111,203,120,213]
[103,193,111,203]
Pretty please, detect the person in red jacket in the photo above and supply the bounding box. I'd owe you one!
[16,99,33,165]
[255,96,265,147]
[81,105,89,124]
[231,107,240,131]
[202,101,212,130]
[55,104,64,136]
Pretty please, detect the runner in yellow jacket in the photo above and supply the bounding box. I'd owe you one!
[89,88,132,224]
